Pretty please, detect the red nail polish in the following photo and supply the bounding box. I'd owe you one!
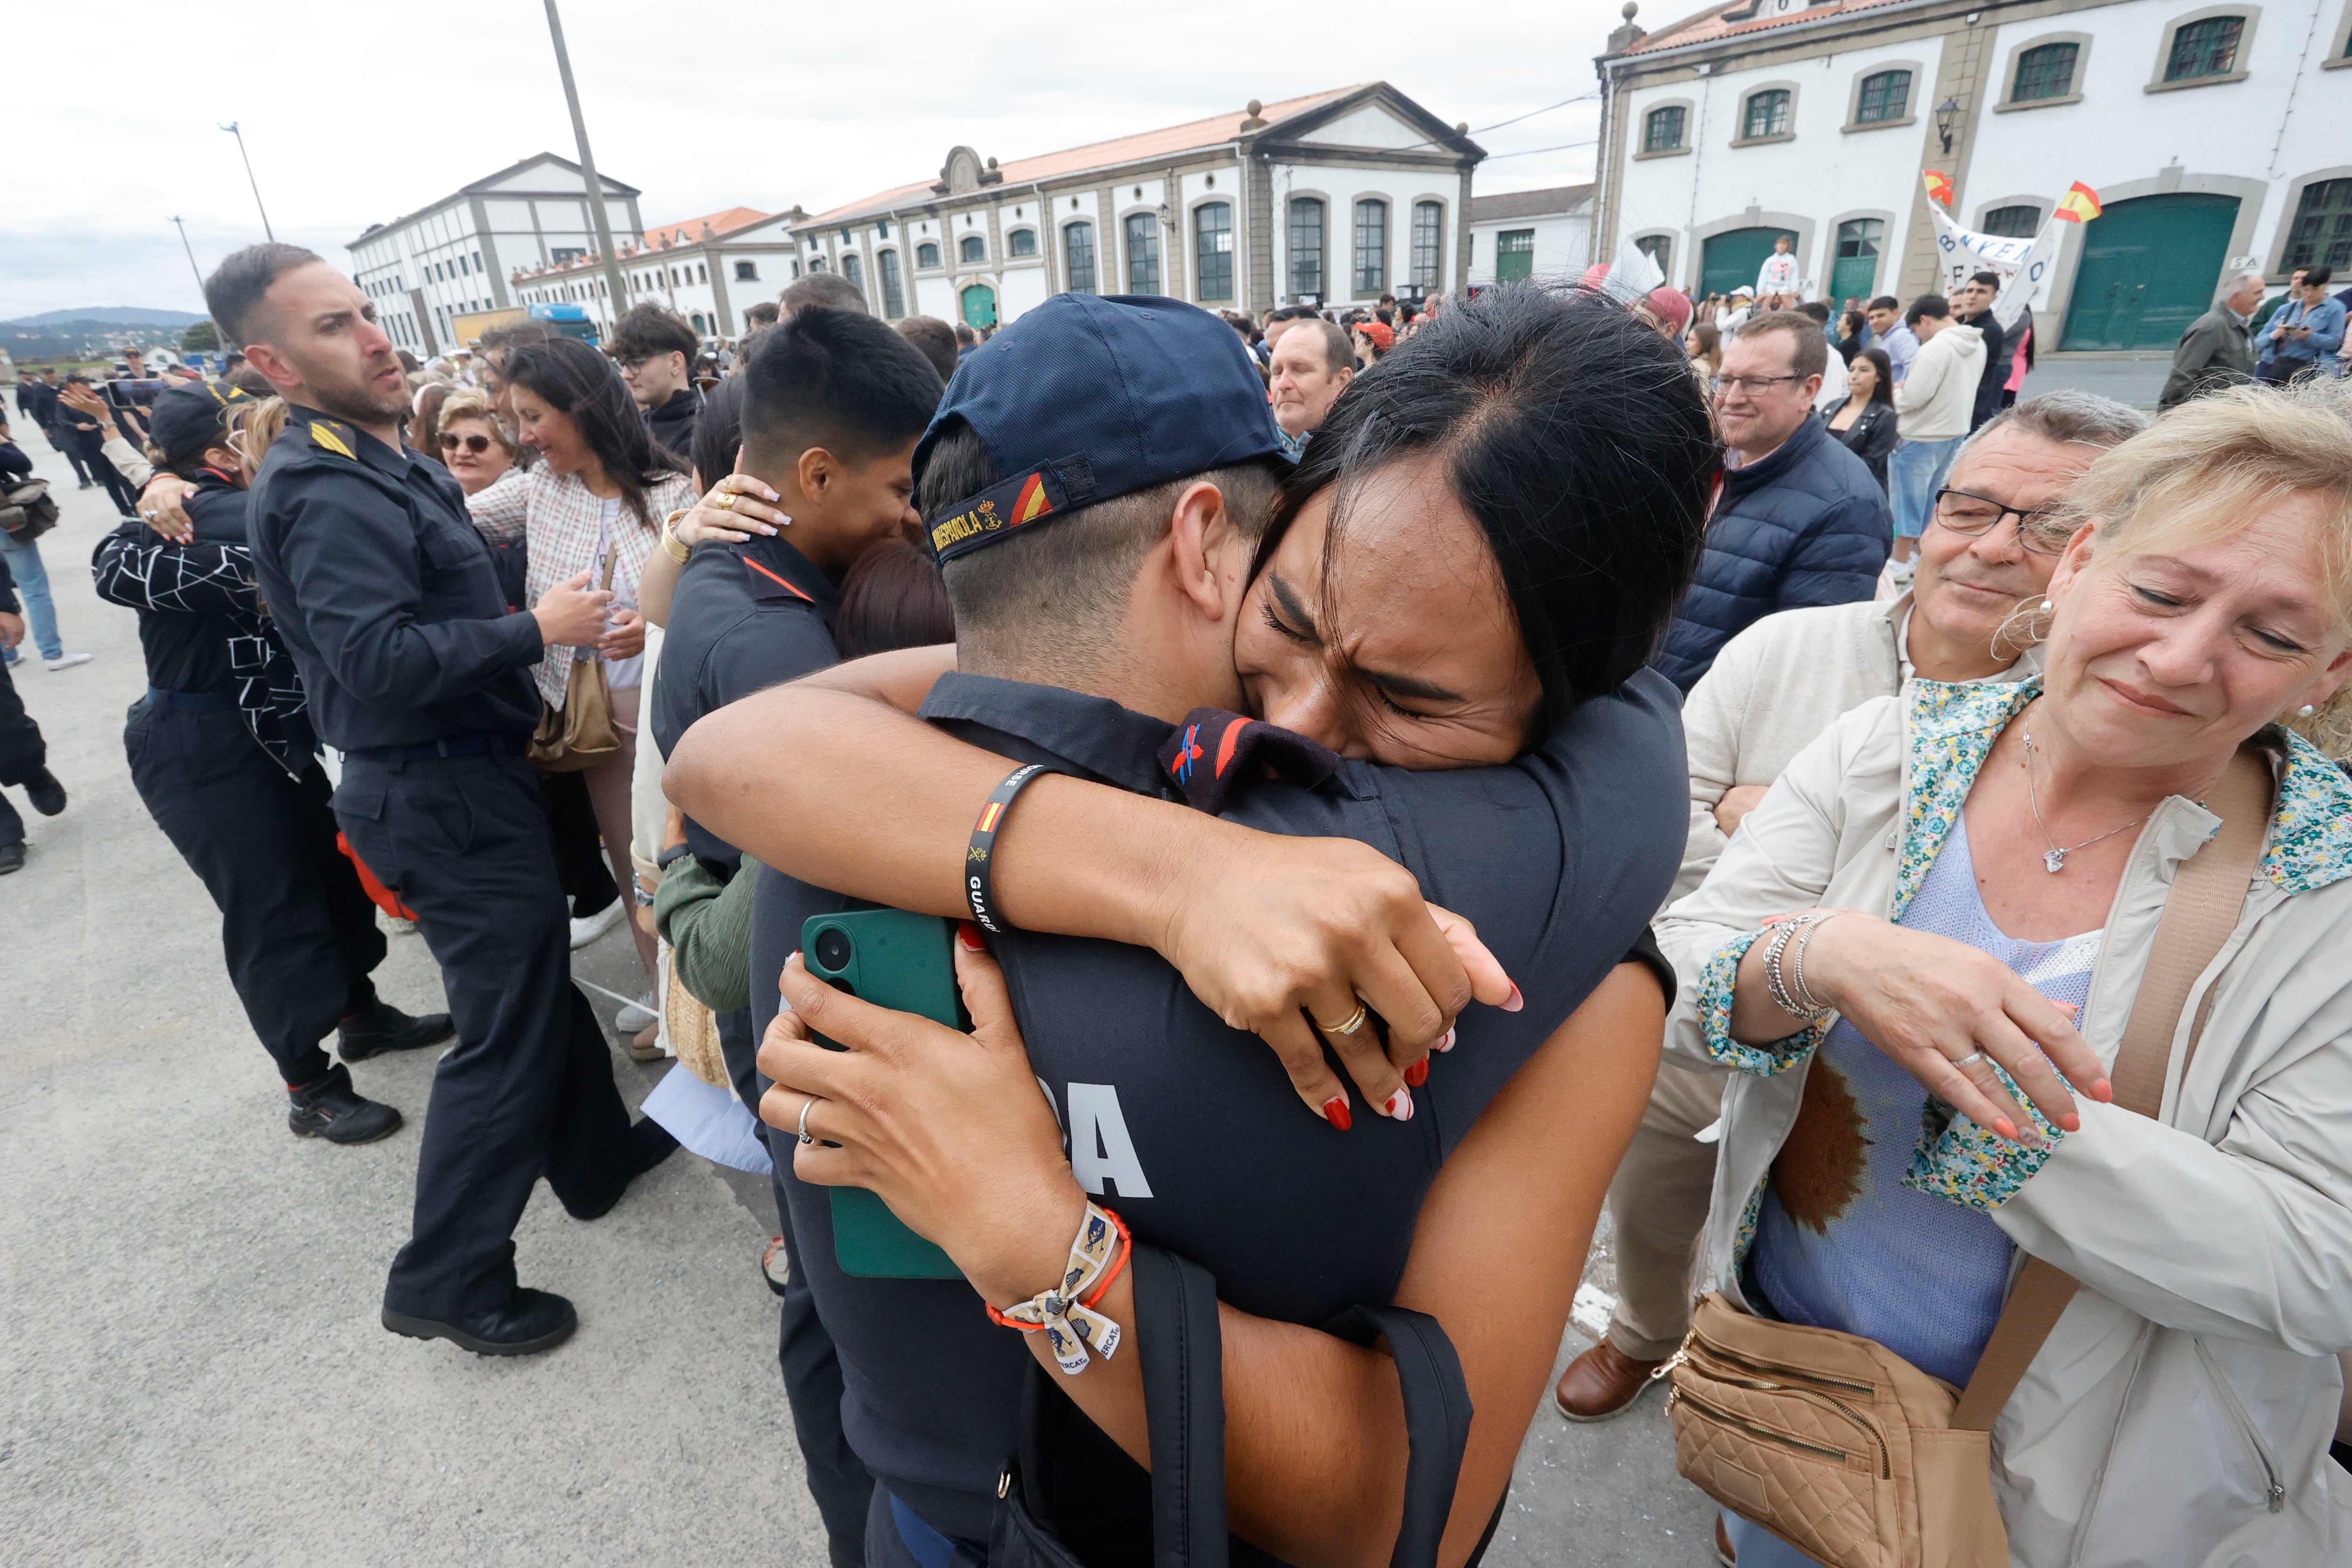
[1385,1087,1415,1121]
[1321,1095,1352,1131]
[1404,1058,1429,1087]
[1437,1026,1456,1053]
[1502,984,1525,1013]
[956,920,985,952]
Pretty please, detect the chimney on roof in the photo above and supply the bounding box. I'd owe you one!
[1239,98,1268,131]
[1607,0,1647,51]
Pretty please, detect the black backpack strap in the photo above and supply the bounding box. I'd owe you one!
[1326,1305,1475,1568]
[1132,1245,1230,1568]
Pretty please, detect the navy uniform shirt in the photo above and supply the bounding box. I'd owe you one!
[247,405,543,751]
[651,531,840,868]
[748,669,1688,1541]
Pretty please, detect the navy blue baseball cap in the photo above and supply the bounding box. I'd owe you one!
[146,380,252,466]
[917,294,1293,566]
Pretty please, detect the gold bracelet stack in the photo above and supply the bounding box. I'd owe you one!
[660,509,692,565]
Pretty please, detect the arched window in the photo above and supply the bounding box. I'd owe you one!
[960,234,986,264]
[1289,197,1325,298]
[842,253,865,298]
[917,241,941,269]
[1009,228,1038,258]
[1742,88,1792,139]
[2164,15,2244,80]
[1063,222,1097,294]
[1353,199,1388,294]
[691,312,707,333]
[697,264,707,283]
[2283,179,2352,272]
[1411,201,1443,290]
[879,249,906,318]
[1126,213,1160,294]
[1855,69,1911,123]
[2013,41,2080,100]
[1980,205,2043,239]
[1643,104,1685,152]
[1195,202,1233,302]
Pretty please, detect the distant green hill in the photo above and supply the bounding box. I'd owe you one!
[2,314,201,363]
[5,307,206,328]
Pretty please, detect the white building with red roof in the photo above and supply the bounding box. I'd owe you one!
[512,205,808,340]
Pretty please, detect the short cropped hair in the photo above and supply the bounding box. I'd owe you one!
[781,272,868,317]
[1969,271,2002,289]
[1796,300,1831,325]
[203,243,326,350]
[1734,310,1829,379]
[1960,389,2146,466]
[476,318,555,362]
[607,302,698,366]
[743,301,781,332]
[1868,295,1900,313]
[1905,293,1951,328]
[895,316,962,383]
[739,306,942,475]
[1285,318,1353,374]
[2307,267,2336,289]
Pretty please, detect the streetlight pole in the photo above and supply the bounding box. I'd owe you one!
[541,0,630,327]
[170,216,207,302]
[217,122,275,241]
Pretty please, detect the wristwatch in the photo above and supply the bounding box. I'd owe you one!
[660,509,692,564]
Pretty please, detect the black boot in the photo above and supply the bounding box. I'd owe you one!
[382,1287,577,1356]
[338,997,456,1062]
[0,841,22,875]
[562,1118,682,1220]
[25,768,65,817]
[287,1064,403,1143]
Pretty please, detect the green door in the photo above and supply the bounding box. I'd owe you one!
[960,285,997,329]
[1828,219,1883,306]
[2058,194,2238,351]
[1702,226,1797,298]
[1494,229,1534,284]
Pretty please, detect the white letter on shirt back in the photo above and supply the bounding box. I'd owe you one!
[1065,1082,1153,1199]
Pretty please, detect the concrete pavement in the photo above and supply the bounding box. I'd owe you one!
[0,427,1717,1566]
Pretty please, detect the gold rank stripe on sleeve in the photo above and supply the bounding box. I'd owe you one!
[309,422,357,461]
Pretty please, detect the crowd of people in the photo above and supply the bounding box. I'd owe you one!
[2,234,2349,1568]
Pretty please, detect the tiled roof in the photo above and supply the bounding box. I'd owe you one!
[643,207,772,247]
[1618,0,1916,56]
[799,87,1369,227]
[1470,184,1596,222]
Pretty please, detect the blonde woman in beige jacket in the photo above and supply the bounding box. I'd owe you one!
[1656,380,2352,1566]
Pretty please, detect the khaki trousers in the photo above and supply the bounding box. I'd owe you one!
[1604,1057,1727,1361]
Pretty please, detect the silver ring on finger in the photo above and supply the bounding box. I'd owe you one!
[796,1096,819,1146]
[1948,1051,1991,1074]
[1315,1001,1368,1037]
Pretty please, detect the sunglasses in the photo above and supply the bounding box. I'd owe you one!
[440,432,493,454]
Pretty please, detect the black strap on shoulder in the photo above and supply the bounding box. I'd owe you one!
[1132,1245,1228,1568]
[1325,1305,1476,1568]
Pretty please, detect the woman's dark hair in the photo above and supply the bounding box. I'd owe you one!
[1854,347,1895,406]
[689,373,747,491]
[834,530,957,660]
[501,336,691,532]
[1257,282,1717,741]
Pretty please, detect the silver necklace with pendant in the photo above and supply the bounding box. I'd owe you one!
[2021,722,2146,873]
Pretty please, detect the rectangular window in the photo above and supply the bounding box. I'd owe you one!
[1009,228,1038,257]
[918,242,941,268]
[1742,89,1791,139]
[1495,229,1535,284]
[2165,16,2243,80]
[1126,213,1160,294]
[1289,198,1325,298]
[2013,41,2079,100]
[879,249,906,318]
[1064,222,1098,293]
[2284,178,2352,272]
[1353,199,1388,294]
[1411,201,1443,290]
[735,260,759,281]
[1195,202,1233,302]
[1980,205,2042,239]
[1643,104,1686,152]
[1856,69,1911,123]
[842,253,864,299]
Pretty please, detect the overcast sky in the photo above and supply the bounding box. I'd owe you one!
[0,0,1623,321]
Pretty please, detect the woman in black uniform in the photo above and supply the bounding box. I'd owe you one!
[93,384,452,1143]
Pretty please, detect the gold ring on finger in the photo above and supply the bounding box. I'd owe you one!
[1316,1002,1368,1037]
[715,491,737,511]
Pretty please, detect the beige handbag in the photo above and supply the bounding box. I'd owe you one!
[1668,747,2273,1568]
[528,545,623,772]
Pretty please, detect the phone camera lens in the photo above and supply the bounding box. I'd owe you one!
[813,928,854,972]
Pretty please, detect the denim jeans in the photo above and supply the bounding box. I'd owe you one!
[1888,434,1963,540]
[0,531,61,661]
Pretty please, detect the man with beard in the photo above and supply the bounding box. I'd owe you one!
[218,244,675,1356]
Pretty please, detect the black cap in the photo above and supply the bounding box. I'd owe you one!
[146,381,251,466]
[916,294,1291,566]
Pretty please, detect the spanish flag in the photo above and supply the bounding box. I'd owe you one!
[2054,181,2103,223]
[1012,471,1053,526]
[1922,169,1955,208]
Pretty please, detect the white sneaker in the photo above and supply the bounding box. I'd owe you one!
[43,653,94,672]
[615,991,658,1033]
[569,899,626,949]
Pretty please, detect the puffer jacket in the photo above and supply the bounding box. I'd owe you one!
[1655,677,2352,1567]
[1652,412,1891,692]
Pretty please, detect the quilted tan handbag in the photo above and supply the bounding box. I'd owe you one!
[1668,746,2272,1568]
[527,546,622,772]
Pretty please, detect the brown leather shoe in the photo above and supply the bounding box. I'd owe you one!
[1551,1338,1669,1422]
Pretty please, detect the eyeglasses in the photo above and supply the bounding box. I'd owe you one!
[1711,373,1804,397]
[440,432,493,454]
[1931,487,2069,555]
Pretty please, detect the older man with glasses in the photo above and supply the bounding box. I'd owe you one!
[1652,310,1892,692]
[1555,392,2150,1474]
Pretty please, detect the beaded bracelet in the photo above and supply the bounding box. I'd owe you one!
[1788,911,1843,1016]
[1761,912,1830,1021]
[985,1202,1131,1375]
